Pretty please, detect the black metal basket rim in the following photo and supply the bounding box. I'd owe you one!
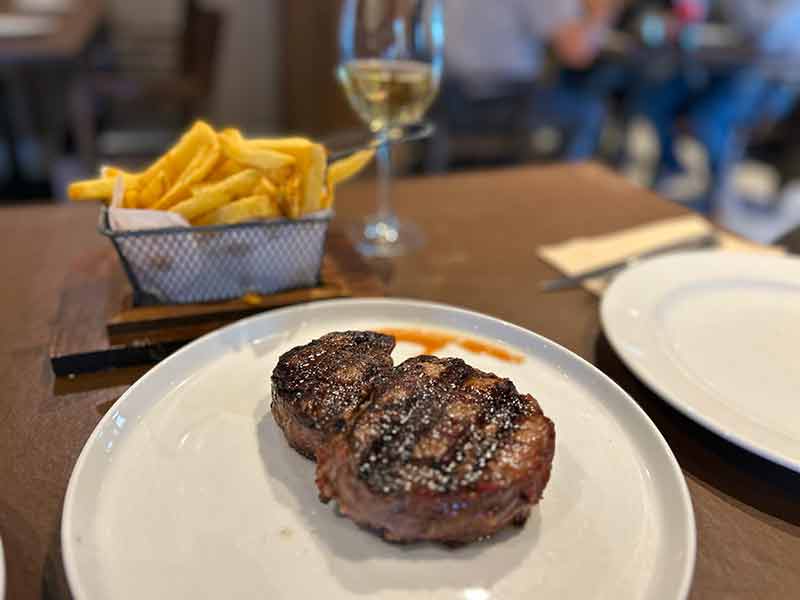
[97,205,334,239]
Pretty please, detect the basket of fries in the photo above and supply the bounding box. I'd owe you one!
[69,122,374,305]
[98,207,333,304]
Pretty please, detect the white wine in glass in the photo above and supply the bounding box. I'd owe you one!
[338,59,439,133]
[338,0,444,257]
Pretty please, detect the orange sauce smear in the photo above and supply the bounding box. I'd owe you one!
[378,328,524,364]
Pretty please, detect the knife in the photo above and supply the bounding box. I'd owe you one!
[540,233,719,293]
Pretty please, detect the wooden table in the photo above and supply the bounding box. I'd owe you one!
[1,164,798,599]
[0,0,104,65]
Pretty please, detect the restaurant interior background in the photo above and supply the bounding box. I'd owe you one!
[4,3,800,598]
[3,0,800,244]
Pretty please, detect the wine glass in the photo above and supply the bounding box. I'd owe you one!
[337,0,444,257]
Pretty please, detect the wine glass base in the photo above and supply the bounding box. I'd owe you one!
[346,217,424,258]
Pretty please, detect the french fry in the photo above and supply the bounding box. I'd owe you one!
[206,158,242,183]
[138,170,171,209]
[69,120,348,222]
[102,166,143,207]
[69,163,141,203]
[170,169,261,220]
[65,166,140,205]
[124,189,141,209]
[221,127,244,141]
[249,137,311,153]
[303,143,326,214]
[68,178,117,202]
[328,149,375,186]
[71,124,216,206]
[264,165,295,187]
[151,120,217,180]
[135,120,218,199]
[253,176,278,196]
[193,194,281,226]
[218,131,295,171]
[249,137,326,214]
[101,165,133,179]
[324,149,376,209]
[277,175,302,219]
[152,141,222,210]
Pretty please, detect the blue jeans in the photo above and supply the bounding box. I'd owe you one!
[526,83,606,160]
[636,69,797,179]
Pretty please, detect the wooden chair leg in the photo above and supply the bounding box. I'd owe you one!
[1,67,39,179]
[68,73,98,172]
[37,66,72,173]
[425,123,451,173]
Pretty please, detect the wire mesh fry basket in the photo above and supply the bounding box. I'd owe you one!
[99,207,332,305]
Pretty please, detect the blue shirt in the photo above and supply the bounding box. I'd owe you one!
[443,0,582,91]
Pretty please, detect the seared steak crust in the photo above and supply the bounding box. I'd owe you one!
[316,356,555,544]
[271,331,395,460]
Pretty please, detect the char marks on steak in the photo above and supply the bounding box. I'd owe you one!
[271,331,395,460]
[316,356,555,544]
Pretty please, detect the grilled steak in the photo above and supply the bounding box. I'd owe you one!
[316,356,555,544]
[271,331,395,460]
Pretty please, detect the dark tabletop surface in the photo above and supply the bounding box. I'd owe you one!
[1,164,798,599]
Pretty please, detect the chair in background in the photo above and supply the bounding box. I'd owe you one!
[69,0,224,172]
[425,66,607,173]
[425,79,535,172]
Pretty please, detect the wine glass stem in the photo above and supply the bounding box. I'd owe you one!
[375,133,395,226]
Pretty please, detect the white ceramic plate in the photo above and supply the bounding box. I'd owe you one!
[602,252,800,472]
[63,299,695,600]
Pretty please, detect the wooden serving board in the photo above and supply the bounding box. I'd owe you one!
[50,231,383,390]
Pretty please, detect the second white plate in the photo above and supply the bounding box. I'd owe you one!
[602,252,800,471]
[63,299,695,599]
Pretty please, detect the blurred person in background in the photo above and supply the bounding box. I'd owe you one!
[637,0,800,204]
[439,0,620,162]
